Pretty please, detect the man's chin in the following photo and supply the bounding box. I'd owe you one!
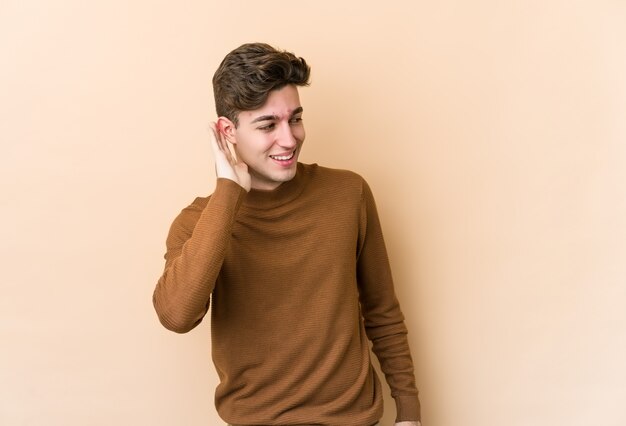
[250,168,297,190]
[274,169,297,184]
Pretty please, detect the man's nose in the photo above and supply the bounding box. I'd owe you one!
[277,122,297,148]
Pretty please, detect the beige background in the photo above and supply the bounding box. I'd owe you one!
[2,0,625,425]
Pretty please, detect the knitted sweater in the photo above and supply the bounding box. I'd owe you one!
[153,163,420,425]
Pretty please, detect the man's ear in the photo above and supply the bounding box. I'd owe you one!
[216,116,237,144]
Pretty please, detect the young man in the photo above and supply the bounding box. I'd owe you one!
[153,43,421,426]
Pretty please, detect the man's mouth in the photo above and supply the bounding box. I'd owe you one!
[269,151,295,161]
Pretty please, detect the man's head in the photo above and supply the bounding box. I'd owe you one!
[213,43,310,127]
[213,43,311,191]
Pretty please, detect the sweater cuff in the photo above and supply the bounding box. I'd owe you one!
[395,394,421,422]
[211,178,247,210]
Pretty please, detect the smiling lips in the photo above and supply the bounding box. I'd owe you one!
[269,150,296,161]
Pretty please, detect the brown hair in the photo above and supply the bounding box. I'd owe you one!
[212,43,311,126]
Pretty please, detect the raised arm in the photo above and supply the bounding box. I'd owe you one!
[152,123,250,333]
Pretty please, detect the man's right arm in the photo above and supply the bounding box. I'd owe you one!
[152,178,246,333]
[153,121,250,333]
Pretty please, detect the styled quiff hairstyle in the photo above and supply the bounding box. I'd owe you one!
[212,43,311,126]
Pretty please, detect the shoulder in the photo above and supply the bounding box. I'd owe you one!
[166,195,209,244]
[176,195,208,222]
[187,195,209,211]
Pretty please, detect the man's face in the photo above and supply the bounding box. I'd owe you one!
[231,85,305,191]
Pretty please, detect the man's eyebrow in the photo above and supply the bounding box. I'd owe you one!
[250,114,278,124]
[250,107,304,124]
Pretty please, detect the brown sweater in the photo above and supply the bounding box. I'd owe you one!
[153,163,420,425]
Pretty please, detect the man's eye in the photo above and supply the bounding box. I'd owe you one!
[259,123,275,131]
[289,117,303,124]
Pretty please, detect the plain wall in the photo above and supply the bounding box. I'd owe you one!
[1,1,625,425]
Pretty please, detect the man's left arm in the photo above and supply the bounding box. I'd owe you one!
[356,179,421,424]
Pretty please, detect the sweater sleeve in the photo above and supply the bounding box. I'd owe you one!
[153,179,246,333]
[356,179,421,422]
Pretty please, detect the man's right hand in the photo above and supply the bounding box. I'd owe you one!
[209,122,251,192]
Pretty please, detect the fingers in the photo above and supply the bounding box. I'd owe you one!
[210,122,235,164]
[208,123,221,157]
[209,121,251,191]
